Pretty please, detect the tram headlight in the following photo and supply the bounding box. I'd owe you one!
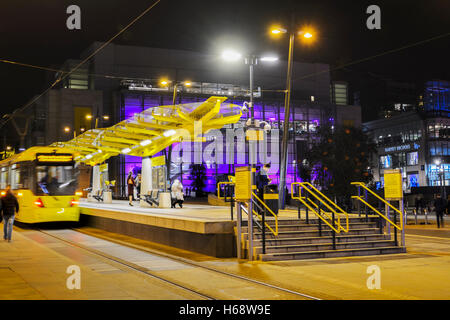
[70,199,79,206]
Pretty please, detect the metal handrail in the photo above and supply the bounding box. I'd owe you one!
[296,193,342,234]
[351,182,403,216]
[251,192,278,236]
[301,182,349,232]
[217,182,234,200]
[291,182,349,232]
[351,182,403,231]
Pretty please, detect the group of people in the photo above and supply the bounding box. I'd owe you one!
[0,185,19,242]
[126,171,184,208]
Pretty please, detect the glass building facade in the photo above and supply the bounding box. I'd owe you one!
[365,80,450,191]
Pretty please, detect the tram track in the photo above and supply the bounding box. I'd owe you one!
[36,227,321,300]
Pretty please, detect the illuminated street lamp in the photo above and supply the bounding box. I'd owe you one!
[221,50,278,123]
[270,22,316,209]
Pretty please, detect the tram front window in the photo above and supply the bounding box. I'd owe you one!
[36,166,77,196]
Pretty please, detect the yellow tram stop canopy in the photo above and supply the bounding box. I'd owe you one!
[52,96,243,166]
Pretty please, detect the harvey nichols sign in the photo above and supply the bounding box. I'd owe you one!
[384,143,420,153]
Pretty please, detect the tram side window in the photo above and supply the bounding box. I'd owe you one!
[11,168,20,189]
[36,166,77,196]
[0,169,8,189]
[10,165,33,190]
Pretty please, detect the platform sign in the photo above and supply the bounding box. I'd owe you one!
[151,155,166,167]
[246,129,264,141]
[384,169,403,199]
[235,166,251,201]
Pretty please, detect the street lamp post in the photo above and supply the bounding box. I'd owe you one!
[271,23,315,210]
[279,28,295,210]
[222,51,276,261]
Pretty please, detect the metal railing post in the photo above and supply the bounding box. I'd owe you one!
[386,202,391,237]
[357,186,361,217]
[230,186,234,221]
[425,208,428,224]
[364,189,368,221]
[332,210,336,250]
[236,202,242,259]
[248,199,254,261]
[262,201,266,254]
[379,216,383,234]
[305,191,309,224]
[401,198,406,247]
[394,210,398,246]
[318,204,322,237]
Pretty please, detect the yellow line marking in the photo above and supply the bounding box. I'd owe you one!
[406,234,450,241]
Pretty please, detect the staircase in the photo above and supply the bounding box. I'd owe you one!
[240,215,406,261]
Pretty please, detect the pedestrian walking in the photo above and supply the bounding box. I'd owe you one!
[127,172,135,206]
[135,173,142,200]
[433,193,446,228]
[171,179,184,208]
[1,185,19,242]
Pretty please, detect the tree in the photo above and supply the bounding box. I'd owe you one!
[189,163,207,197]
[304,125,375,204]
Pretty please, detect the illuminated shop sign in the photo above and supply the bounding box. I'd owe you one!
[384,143,420,153]
[36,153,74,164]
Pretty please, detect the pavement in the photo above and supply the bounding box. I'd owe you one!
[1,219,450,300]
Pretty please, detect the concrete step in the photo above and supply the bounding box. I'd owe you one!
[259,246,407,261]
[254,240,397,255]
[252,233,389,246]
[241,222,378,233]
[243,228,380,240]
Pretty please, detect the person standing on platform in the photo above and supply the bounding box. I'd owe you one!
[433,193,446,228]
[135,173,142,200]
[1,185,19,242]
[171,179,184,208]
[256,164,271,211]
[127,172,135,206]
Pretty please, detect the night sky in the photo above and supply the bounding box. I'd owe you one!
[1,0,449,118]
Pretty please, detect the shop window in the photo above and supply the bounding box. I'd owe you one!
[407,151,418,166]
[380,155,392,169]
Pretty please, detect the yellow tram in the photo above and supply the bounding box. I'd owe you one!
[0,146,81,223]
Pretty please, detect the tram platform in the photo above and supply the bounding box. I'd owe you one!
[78,199,239,257]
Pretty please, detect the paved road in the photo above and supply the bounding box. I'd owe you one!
[1,222,449,300]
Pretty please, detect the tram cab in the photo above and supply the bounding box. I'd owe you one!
[0,147,81,223]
